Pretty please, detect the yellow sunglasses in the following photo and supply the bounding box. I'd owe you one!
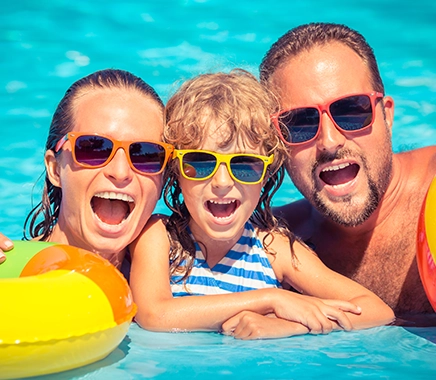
[173,149,274,185]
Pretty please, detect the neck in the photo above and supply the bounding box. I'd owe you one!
[189,223,245,268]
[49,222,126,269]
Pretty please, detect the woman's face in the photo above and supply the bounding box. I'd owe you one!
[46,88,164,264]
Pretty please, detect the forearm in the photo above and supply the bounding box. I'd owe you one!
[344,295,395,329]
[135,288,280,332]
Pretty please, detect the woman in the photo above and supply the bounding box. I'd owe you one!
[0,69,171,271]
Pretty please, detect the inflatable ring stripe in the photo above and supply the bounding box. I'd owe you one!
[417,175,436,312]
[0,241,137,379]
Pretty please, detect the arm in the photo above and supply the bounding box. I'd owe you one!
[129,216,358,332]
[269,234,395,330]
[0,233,14,264]
[222,311,310,340]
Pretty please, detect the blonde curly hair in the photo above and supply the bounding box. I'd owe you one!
[163,69,294,283]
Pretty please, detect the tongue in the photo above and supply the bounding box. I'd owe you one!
[208,202,236,218]
[320,163,359,186]
[92,197,129,225]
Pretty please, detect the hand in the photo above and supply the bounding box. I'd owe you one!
[222,311,309,340]
[0,233,14,264]
[271,290,360,334]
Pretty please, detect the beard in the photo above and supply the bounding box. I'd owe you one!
[312,171,385,227]
[288,137,393,227]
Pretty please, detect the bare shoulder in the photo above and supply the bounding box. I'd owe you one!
[398,146,436,173]
[145,213,169,230]
[273,198,313,238]
[131,213,169,257]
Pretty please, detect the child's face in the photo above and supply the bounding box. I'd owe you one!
[178,122,266,246]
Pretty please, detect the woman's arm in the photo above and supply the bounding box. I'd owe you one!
[269,234,395,330]
[129,217,358,333]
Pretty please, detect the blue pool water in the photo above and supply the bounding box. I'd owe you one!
[1,0,435,378]
[33,325,436,379]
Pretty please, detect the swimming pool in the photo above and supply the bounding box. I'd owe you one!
[1,0,435,378]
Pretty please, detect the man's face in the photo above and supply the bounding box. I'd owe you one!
[269,42,394,226]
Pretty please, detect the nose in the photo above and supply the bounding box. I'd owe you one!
[103,148,134,183]
[316,111,346,153]
[211,163,234,189]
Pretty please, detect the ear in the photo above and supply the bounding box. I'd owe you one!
[45,150,62,187]
[382,95,395,130]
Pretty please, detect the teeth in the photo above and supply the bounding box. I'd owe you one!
[322,162,350,172]
[94,191,134,203]
[208,199,236,205]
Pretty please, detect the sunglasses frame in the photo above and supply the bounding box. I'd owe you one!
[271,91,384,146]
[173,149,274,185]
[55,132,174,176]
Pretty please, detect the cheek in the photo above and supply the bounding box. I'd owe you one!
[140,176,164,203]
[179,179,204,207]
[244,184,263,206]
[59,167,92,194]
[286,150,313,179]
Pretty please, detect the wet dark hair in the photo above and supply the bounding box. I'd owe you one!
[24,69,164,241]
[260,22,384,94]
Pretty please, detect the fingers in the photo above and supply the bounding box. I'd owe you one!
[222,311,267,340]
[303,304,354,333]
[322,299,362,315]
[221,313,242,336]
[304,315,333,334]
[323,307,353,332]
[229,312,264,340]
[0,233,14,264]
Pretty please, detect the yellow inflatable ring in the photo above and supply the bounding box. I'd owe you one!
[417,175,436,312]
[0,240,137,379]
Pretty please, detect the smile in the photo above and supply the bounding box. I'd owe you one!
[319,162,360,187]
[206,199,240,219]
[91,191,135,225]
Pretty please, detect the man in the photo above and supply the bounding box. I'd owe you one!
[260,23,436,315]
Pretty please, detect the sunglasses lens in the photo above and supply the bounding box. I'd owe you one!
[278,107,320,144]
[330,95,372,131]
[182,152,217,179]
[230,156,265,183]
[130,142,167,174]
[75,135,113,166]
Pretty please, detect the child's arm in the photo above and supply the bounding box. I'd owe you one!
[222,311,310,340]
[268,233,395,330]
[129,216,359,333]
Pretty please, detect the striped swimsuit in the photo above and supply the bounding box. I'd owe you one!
[170,221,282,296]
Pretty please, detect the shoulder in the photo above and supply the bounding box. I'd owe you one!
[395,146,436,186]
[144,213,169,230]
[396,146,436,169]
[131,213,170,257]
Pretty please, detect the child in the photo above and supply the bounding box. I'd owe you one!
[130,70,394,339]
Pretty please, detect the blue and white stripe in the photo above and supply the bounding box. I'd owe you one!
[171,221,282,296]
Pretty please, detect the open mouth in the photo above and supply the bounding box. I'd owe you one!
[319,162,360,186]
[91,192,135,225]
[206,199,240,219]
